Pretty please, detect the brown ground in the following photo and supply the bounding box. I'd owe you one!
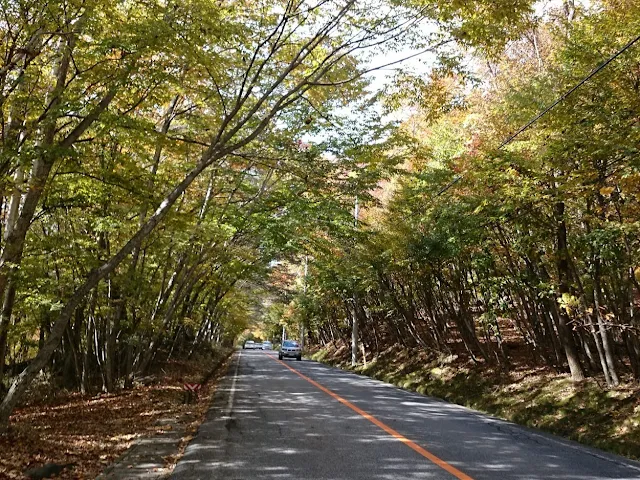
[0,351,230,480]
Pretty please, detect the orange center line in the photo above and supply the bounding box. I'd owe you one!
[265,353,474,480]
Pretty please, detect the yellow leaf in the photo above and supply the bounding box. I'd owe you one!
[600,186,615,196]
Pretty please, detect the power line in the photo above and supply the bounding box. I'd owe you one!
[432,31,640,199]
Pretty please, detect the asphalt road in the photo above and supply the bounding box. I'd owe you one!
[171,350,640,480]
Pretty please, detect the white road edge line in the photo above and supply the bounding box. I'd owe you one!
[223,351,241,419]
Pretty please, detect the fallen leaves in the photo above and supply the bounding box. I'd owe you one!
[0,354,229,479]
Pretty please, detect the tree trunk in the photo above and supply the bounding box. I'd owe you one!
[351,293,359,366]
[554,201,585,381]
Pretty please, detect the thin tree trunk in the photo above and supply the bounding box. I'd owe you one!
[554,201,585,381]
[81,292,98,395]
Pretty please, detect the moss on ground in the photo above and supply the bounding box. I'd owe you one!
[309,344,640,460]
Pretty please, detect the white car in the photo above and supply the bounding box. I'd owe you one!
[278,340,302,361]
[262,341,273,350]
[243,340,257,349]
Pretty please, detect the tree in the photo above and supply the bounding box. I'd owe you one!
[281,0,640,386]
[1,0,465,429]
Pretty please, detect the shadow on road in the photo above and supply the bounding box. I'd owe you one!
[171,351,640,480]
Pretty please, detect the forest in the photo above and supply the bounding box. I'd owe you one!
[0,0,639,448]
[263,0,640,391]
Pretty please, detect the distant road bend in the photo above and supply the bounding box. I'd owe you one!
[171,350,640,480]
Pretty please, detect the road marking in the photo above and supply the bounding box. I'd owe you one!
[267,354,474,480]
[224,351,241,419]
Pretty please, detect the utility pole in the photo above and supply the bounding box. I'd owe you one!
[300,255,308,348]
[351,196,359,367]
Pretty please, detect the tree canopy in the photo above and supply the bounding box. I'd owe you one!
[8,0,640,433]
[268,0,640,389]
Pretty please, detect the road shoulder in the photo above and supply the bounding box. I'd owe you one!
[96,354,233,479]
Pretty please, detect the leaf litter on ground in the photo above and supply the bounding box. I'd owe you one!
[0,353,230,479]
